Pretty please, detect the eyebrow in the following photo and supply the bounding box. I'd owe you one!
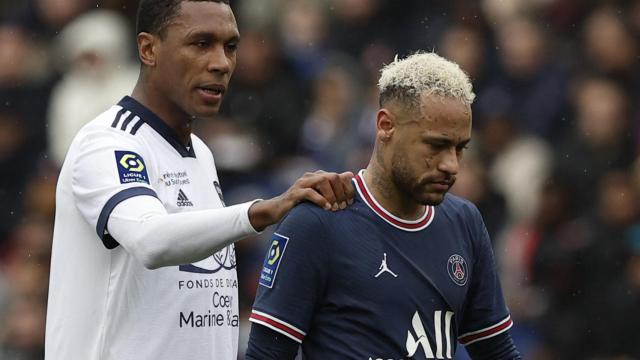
[422,135,471,147]
[185,30,240,43]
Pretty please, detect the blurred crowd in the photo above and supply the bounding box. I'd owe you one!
[0,0,639,359]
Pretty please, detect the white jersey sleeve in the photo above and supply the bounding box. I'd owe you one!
[107,195,258,269]
[70,128,158,249]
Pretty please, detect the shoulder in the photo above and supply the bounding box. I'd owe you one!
[275,202,331,241]
[64,105,152,175]
[281,202,328,226]
[439,193,483,223]
[73,104,146,147]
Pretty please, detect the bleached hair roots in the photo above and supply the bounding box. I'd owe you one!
[378,52,475,110]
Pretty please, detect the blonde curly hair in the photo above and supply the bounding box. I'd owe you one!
[378,52,475,109]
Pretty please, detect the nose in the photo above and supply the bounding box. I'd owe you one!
[437,147,460,176]
[207,45,232,74]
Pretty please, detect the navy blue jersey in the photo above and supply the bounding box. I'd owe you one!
[250,171,513,359]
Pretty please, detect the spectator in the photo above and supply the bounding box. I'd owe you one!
[48,10,138,165]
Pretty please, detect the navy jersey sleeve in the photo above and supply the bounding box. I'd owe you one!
[249,203,329,344]
[246,322,300,360]
[458,205,514,347]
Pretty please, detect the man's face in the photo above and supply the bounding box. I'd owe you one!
[387,94,471,206]
[153,1,239,118]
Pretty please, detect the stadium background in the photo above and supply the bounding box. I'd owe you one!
[0,0,639,358]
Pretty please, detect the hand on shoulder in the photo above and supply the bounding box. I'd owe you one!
[248,170,355,231]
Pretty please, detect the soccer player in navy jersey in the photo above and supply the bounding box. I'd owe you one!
[246,52,521,359]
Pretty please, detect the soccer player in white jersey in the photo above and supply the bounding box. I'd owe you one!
[44,1,354,359]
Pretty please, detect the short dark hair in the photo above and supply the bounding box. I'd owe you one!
[136,0,230,38]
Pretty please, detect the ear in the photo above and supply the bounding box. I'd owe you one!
[376,108,396,143]
[137,32,158,67]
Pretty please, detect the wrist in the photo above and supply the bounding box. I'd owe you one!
[248,198,281,232]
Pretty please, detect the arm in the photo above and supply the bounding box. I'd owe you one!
[465,332,521,360]
[107,196,258,269]
[71,127,354,268]
[245,323,299,360]
[106,170,354,269]
[247,205,330,354]
[460,203,522,359]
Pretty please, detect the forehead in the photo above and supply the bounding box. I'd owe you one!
[416,94,471,135]
[168,1,238,37]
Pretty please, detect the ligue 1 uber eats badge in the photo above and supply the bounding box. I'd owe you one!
[115,151,149,184]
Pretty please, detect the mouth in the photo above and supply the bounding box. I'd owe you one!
[425,177,455,191]
[429,182,451,191]
[197,83,226,102]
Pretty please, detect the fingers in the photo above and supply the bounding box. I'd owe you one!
[312,177,338,210]
[339,171,356,205]
[286,170,356,212]
[326,171,355,209]
[308,171,355,211]
[300,188,333,211]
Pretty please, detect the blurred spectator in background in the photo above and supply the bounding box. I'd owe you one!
[0,217,52,360]
[6,0,90,40]
[481,16,569,140]
[0,25,49,86]
[47,10,138,165]
[278,0,329,81]
[582,6,639,96]
[326,0,386,57]
[555,75,635,211]
[439,24,488,87]
[299,54,363,171]
[220,27,309,162]
[474,87,553,224]
[450,153,507,241]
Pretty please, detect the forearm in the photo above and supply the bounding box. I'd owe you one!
[107,195,259,269]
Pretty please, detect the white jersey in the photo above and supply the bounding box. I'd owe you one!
[46,96,243,359]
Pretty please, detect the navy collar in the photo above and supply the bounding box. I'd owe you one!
[118,96,196,158]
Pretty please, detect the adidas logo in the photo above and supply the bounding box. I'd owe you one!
[177,189,193,207]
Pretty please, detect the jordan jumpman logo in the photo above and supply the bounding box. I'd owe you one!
[375,253,398,278]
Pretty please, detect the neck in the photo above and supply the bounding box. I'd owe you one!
[364,156,426,220]
[131,78,193,146]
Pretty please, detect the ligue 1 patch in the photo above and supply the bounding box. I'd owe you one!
[259,233,289,288]
[115,150,149,184]
[447,254,468,286]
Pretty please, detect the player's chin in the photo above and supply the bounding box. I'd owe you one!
[417,191,447,206]
[192,102,222,119]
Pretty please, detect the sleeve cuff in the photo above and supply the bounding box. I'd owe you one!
[242,199,264,234]
[249,309,306,343]
[459,315,514,346]
[96,186,158,249]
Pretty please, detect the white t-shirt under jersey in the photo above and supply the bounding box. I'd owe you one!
[45,96,254,359]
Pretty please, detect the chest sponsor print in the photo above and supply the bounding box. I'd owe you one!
[179,246,236,274]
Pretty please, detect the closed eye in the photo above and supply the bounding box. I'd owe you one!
[193,39,210,48]
[225,42,238,52]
